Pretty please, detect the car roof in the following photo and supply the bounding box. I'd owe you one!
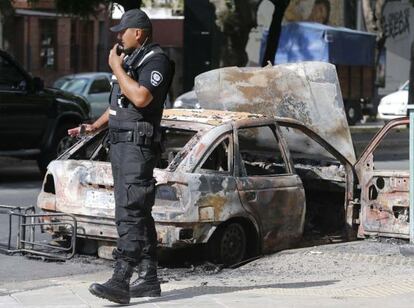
[162,109,266,126]
[58,72,112,79]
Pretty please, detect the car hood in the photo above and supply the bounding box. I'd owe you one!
[44,87,90,115]
[380,90,408,105]
[194,62,356,164]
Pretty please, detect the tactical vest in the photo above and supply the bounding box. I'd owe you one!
[108,44,170,144]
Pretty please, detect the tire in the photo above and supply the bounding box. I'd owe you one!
[37,123,78,174]
[208,222,246,266]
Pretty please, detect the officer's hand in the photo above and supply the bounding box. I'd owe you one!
[68,124,96,137]
[109,44,124,70]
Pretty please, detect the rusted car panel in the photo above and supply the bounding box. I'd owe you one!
[355,118,409,239]
[194,62,356,164]
[38,109,356,263]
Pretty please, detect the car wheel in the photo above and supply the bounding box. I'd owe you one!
[209,222,246,266]
[37,123,77,174]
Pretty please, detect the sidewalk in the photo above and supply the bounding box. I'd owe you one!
[3,241,414,307]
[2,269,414,307]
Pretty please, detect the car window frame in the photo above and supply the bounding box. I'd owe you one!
[235,123,293,178]
[193,132,234,176]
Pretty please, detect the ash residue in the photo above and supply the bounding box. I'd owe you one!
[155,239,414,289]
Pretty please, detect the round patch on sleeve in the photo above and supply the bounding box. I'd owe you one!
[150,71,163,87]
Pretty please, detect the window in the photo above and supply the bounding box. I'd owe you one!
[372,125,408,171]
[59,78,88,95]
[89,78,111,94]
[0,55,25,91]
[238,125,287,176]
[40,19,57,69]
[199,136,231,173]
[279,126,345,182]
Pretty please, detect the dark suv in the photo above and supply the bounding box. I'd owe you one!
[0,50,90,173]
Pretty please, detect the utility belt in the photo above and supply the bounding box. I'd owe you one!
[109,122,162,146]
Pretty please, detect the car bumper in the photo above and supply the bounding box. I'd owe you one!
[39,212,216,248]
[377,112,406,120]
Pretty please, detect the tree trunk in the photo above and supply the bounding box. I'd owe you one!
[361,0,387,67]
[261,0,290,67]
[209,0,261,67]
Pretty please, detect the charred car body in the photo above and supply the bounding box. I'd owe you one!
[37,62,409,264]
[38,108,359,264]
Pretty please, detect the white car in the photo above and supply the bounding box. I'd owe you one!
[377,81,409,120]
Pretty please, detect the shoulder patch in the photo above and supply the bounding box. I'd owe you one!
[150,71,163,87]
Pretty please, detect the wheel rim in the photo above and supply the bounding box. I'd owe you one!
[220,223,246,265]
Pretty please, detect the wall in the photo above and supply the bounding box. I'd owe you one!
[381,0,413,95]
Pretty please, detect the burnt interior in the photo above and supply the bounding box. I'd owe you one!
[277,126,347,241]
[70,128,196,170]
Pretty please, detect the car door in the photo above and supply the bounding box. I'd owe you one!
[192,132,242,223]
[355,117,409,239]
[86,76,111,120]
[234,122,306,254]
[0,52,49,150]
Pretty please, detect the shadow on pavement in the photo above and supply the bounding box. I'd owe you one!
[120,280,339,306]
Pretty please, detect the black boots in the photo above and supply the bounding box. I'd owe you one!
[130,259,161,297]
[89,259,133,304]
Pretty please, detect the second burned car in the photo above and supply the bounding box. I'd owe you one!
[38,109,364,265]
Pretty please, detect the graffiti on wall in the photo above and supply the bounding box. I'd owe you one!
[382,7,410,40]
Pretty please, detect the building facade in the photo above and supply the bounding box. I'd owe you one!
[2,1,183,97]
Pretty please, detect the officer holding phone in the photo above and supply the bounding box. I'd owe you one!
[68,8,174,305]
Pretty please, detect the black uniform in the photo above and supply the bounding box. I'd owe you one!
[108,43,173,265]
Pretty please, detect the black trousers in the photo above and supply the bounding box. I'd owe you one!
[110,140,160,265]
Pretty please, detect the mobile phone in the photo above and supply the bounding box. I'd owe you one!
[116,44,124,56]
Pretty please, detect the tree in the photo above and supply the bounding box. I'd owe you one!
[1,0,290,68]
[210,0,291,67]
[261,0,290,66]
[210,0,262,67]
[361,0,387,67]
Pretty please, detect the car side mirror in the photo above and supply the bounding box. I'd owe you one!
[33,77,44,91]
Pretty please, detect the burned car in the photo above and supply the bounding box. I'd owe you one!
[38,108,362,265]
[37,62,410,264]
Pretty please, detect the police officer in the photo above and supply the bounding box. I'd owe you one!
[68,8,173,305]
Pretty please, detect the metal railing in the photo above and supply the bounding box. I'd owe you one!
[0,205,77,260]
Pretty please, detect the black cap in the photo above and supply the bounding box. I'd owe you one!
[110,9,152,32]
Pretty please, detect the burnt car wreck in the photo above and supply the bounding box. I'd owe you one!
[36,62,409,265]
[37,109,353,265]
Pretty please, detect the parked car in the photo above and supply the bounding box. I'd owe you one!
[0,50,90,173]
[377,81,409,121]
[36,108,409,265]
[173,90,200,109]
[53,72,112,120]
